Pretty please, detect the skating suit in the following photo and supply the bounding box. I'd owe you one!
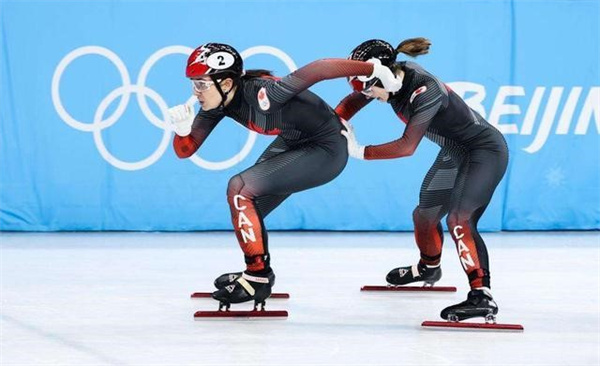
[336,61,509,289]
[174,59,375,273]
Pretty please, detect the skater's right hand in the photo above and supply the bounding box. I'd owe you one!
[363,58,403,93]
[168,101,195,137]
[340,118,365,160]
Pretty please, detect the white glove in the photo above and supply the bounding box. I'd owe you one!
[361,58,403,93]
[168,101,195,136]
[340,119,365,160]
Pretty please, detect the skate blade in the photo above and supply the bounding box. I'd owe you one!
[194,309,288,320]
[191,292,290,299]
[421,320,524,331]
[361,285,457,292]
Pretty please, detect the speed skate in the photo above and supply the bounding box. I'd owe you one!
[361,284,457,292]
[191,292,290,299]
[423,289,524,331]
[193,300,288,319]
[192,290,289,319]
[362,263,456,292]
[421,319,524,331]
[193,271,288,319]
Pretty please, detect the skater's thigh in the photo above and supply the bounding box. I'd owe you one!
[255,136,290,164]
[417,148,462,219]
[236,143,347,198]
[449,149,507,216]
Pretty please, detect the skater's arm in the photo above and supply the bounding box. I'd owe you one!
[260,59,378,112]
[173,110,224,158]
[363,119,432,159]
[334,92,373,121]
[364,83,444,160]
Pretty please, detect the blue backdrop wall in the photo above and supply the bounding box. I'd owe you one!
[1,0,599,231]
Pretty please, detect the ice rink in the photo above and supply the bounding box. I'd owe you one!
[1,231,599,366]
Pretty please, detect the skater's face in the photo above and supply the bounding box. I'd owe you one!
[192,77,234,110]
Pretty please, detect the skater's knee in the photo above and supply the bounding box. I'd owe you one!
[227,174,258,200]
[446,212,458,230]
[227,175,245,198]
[413,206,439,227]
[227,175,259,214]
[412,206,422,221]
[446,211,468,238]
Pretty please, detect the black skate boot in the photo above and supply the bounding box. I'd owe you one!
[214,270,277,290]
[386,262,442,286]
[440,289,498,323]
[212,269,275,306]
[213,272,243,289]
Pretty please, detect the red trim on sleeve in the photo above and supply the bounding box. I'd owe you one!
[173,135,199,158]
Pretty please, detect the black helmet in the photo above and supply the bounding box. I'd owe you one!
[348,39,397,92]
[349,39,396,66]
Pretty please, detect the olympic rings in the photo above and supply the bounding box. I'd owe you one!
[52,45,297,171]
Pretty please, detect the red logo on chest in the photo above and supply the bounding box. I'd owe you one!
[257,87,270,111]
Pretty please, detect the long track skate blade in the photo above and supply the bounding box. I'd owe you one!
[361,285,457,292]
[194,310,288,319]
[191,292,290,299]
[421,320,524,331]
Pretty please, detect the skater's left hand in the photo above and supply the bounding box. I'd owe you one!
[362,58,403,93]
[168,100,195,137]
[340,119,365,160]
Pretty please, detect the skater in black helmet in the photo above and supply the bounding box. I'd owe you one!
[168,43,403,307]
[336,38,509,322]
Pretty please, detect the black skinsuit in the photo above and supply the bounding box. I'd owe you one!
[336,61,509,289]
[175,59,375,274]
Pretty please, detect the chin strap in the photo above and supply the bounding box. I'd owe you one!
[212,77,228,109]
[212,75,239,109]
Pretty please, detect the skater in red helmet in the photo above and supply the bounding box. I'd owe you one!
[169,43,403,306]
[336,38,509,322]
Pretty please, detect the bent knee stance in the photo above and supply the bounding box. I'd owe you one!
[447,211,490,288]
[412,206,444,265]
[227,175,268,272]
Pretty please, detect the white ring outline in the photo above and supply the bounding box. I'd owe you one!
[52,45,298,171]
[137,45,191,129]
[52,46,132,132]
[93,85,171,171]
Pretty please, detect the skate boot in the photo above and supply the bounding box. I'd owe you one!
[212,269,275,305]
[213,272,243,289]
[440,289,498,323]
[386,262,442,286]
[214,270,277,289]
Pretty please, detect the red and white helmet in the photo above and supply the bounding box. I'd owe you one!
[186,43,244,80]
